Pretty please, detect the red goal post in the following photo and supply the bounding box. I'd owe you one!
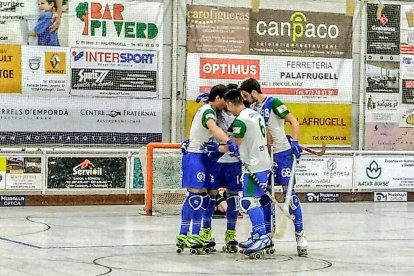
[145,142,185,215]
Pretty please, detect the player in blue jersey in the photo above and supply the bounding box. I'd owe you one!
[176,84,239,254]
[239,78,308,256]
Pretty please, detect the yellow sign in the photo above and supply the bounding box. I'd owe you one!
[0,157,6,171]
[0,45,21,93]
[185,101,352,146]
[185,100,204,137]
[285,103,352,146]
[45,52,66,74]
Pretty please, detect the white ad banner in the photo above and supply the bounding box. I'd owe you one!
[295,157,353,190]
[22,46,70,96]
[355,156,414,189]
[70,48,158,98]
[0,95,162,133]
[365,93,399,123]
[186,53,353,103]
[69,0,163,50]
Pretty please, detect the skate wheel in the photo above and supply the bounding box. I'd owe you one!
[222,246,227,252]
[190,248,197,255]
[239,249,245,254]
[176,248,183,254]
[267,248,275,255]
[204,248,211,254]
[298,250,308,257]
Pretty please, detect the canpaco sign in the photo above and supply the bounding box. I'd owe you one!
[250,9,353,58]
[0,196,26,206]
[199,58,260,80]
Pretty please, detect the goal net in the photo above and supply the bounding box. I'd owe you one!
[141,143,186,215]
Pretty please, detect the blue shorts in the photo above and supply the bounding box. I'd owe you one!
[273,149,294,186]
[182,152,210,189]
[208,161,242,191]
[242,170,271,197]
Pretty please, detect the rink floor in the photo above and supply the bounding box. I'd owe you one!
[0,203,413,276]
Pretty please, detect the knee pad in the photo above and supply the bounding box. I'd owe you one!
[239,197,261,213]
[188,192,210,211]
[226,191,239,212]
[290,194,300,210]
[259,194,272,207]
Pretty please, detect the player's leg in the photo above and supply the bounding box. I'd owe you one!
[240,171,272,257]
[177,153,210,253]
[275,150,308,256]
[222,161,242,252]
[200,160,221,250]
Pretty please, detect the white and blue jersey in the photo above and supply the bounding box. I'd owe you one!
[251,96,293,186]
[208,110,242,191]
[182,104,217,189]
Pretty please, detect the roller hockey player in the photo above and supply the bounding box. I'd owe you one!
[240,78,308,257]
[204,89,273,259]
[176,85,239,254]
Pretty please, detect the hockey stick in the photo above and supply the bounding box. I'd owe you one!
[301,143,326,156]
[273,155,297,240]
[240,162,293,222]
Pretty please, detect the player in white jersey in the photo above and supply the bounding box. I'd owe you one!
[194,84,242,253]
[239,78,307,256]
[176,84,239,254]
[205,89,273,258]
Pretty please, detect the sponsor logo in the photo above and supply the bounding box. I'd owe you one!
[79,109,156,117]
[0,108,68,117]
[306,192,339,202]
[45,52,66,74]
[196,172,205,181]
[75,2,158,39]
[200,58,260,79]
[73,51,84,61]
[73,159,103,176]
[327,158,336,171]
[379,14,389,26]
[186,7,250,24]
[366,161,381,179]
[256,11,340,42]
[0,195,25,207]
[77,69,109,83]
[29,57,41,70]
[71,50,155,64]
[0,0,24,11]
[403,57,413,64]
[374,192,407,202]
[406,113,414,125]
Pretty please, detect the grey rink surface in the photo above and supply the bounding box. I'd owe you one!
[0,203,413,276]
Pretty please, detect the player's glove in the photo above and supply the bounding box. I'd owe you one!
[195,93,210,103]
[286,135,302,160]
[226,139,239,158]
[202,141,224,162]
[180,139,189,155]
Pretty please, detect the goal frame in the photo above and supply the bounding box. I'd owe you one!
[145,142,181,215]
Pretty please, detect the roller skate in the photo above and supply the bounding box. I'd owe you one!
[295,231,308,257]
[244,234,273,259]
[238,233,255,254]
[200,227,216,253]
[192,234,215,254]
[175,234,204,254]
[222,229,238,253]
